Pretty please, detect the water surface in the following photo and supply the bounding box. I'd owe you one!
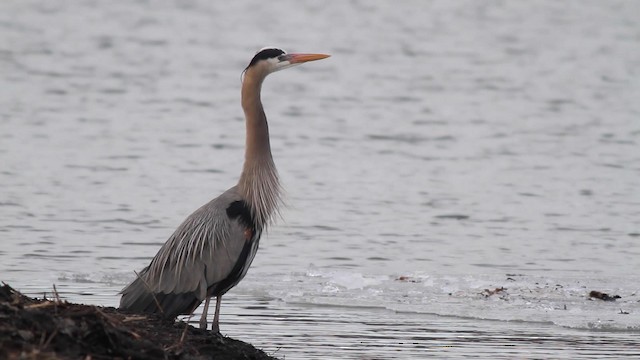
[2,0,640,358]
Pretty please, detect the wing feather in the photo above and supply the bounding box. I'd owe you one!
[140,188,250,298]
[120,187,260,317]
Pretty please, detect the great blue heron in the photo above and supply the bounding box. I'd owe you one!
[119,47,329,333]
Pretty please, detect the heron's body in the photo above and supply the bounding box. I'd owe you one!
[119,187,262,318]
[119,48,328,332]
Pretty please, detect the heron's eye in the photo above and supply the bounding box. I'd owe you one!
[247,48,286,68]
[277,55,288,62]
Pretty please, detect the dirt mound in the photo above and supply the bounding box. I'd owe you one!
[0,284,278,359]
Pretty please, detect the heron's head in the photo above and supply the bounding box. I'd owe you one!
[244,47,329,79]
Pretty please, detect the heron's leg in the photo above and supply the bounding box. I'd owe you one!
[212,296,222,333]
[199,296,211,330]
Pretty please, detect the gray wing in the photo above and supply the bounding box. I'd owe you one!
[119,187,258,317]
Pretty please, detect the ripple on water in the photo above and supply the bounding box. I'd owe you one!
[2,0,640,358]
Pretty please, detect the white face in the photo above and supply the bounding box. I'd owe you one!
[246,47,300,75]
[265,55,301,73]
[243,47,329,79]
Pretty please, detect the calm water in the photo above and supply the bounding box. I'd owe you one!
[2,0,640,358]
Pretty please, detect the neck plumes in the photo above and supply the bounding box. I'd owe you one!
[237,71,282,228]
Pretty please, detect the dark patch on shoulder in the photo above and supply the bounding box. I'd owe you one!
[247,48,285,68]
[226,200,255,230]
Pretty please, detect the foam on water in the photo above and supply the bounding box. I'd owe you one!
[51,267,640,333]
[232,268,640,332]
[3,0,640,357]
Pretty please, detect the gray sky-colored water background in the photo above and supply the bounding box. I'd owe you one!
[1,1,640,358]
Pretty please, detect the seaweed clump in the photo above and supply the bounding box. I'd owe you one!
[0,283,278,360]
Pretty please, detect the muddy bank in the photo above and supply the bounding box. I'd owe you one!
[0,284,279,359]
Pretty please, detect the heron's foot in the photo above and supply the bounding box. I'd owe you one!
[211,322,220,334]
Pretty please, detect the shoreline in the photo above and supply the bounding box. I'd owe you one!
[0,283,279,360]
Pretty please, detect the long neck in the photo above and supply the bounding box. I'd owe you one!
[237,72,282,228]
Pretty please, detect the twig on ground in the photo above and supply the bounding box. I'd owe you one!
[134,270,164,315]
[52,284,62,304]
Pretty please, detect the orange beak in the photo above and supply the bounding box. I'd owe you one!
[286,53,331,64]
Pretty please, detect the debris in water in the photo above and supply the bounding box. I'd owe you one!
[589,290,621,302]
[480,287,506,297]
